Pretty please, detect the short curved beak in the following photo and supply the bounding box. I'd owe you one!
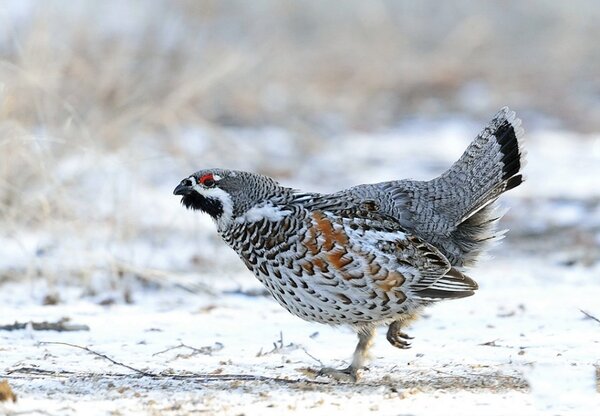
[173,182,193,196]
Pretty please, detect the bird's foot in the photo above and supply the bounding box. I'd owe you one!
[386,327,413,349]
[317,365,360,382]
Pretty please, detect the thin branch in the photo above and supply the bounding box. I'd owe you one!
[2,409,54,416]
[33,341,331,386]
[580,309,600,325]
[2,366,329,385]
[300,347,323,366]
[5,367,74,377]
[432,368,461,377]
[479,339,501,347]
[39,341,154,377]
[0,320,89,332]
[152,342,223,357]
[152,343,188,356]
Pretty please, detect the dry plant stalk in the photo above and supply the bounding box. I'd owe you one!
[0,380,17,403]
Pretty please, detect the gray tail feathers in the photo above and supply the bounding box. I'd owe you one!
[434,107,526,266]
[441,107,526,220]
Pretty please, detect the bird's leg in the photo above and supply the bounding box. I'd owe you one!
[318,326,375,382]
[386,319,414,349]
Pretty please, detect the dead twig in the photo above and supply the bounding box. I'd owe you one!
[580,309,600,325]
[2,367,329,385]
[152,342,224,357]
[5,367,73,378]
[300,347,323,366]
[0,320,89,332]
[29,341,330,385]
[256,331,300,357]
[222,287,270,297]
[38,341,153,377]
[479,339,501,347]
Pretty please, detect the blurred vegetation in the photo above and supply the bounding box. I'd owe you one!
[1,0,599,225]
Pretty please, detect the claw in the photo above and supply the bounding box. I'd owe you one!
[397,341,412,349]
[390,336,412,349]
[386,320,416,350]
[317,366,359,382]
[386,328,414,349]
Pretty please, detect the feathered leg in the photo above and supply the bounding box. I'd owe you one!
[318,326,375,382]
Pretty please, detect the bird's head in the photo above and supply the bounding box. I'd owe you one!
[173,168,282,230]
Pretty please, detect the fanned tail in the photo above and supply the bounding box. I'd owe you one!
[438,107,526,266]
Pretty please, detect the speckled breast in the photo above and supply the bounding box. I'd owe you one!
[221,207,414,326]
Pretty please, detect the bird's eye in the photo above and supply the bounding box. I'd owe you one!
[199,174,216,188]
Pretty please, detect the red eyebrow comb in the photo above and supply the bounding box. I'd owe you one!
[199,173,214,184]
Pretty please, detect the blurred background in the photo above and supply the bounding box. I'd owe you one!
[1,2,599,413]
[1,0,599,297]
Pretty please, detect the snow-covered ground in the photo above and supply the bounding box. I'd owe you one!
[2,2,600,414]
[1,121,600,415]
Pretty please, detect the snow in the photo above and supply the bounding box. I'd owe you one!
[2,121,600,415]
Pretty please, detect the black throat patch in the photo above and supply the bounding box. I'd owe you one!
[181,192,224,219]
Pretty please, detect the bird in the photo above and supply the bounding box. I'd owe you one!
[173,107,525,382]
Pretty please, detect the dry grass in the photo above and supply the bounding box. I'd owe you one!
[0,380,17,403]
[0,1,598,281]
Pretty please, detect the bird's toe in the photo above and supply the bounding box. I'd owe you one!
[317,366,359,382]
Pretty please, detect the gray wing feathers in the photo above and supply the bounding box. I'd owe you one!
[298,196,479,301]
[404,240,479,301]
[412,267,479,301]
